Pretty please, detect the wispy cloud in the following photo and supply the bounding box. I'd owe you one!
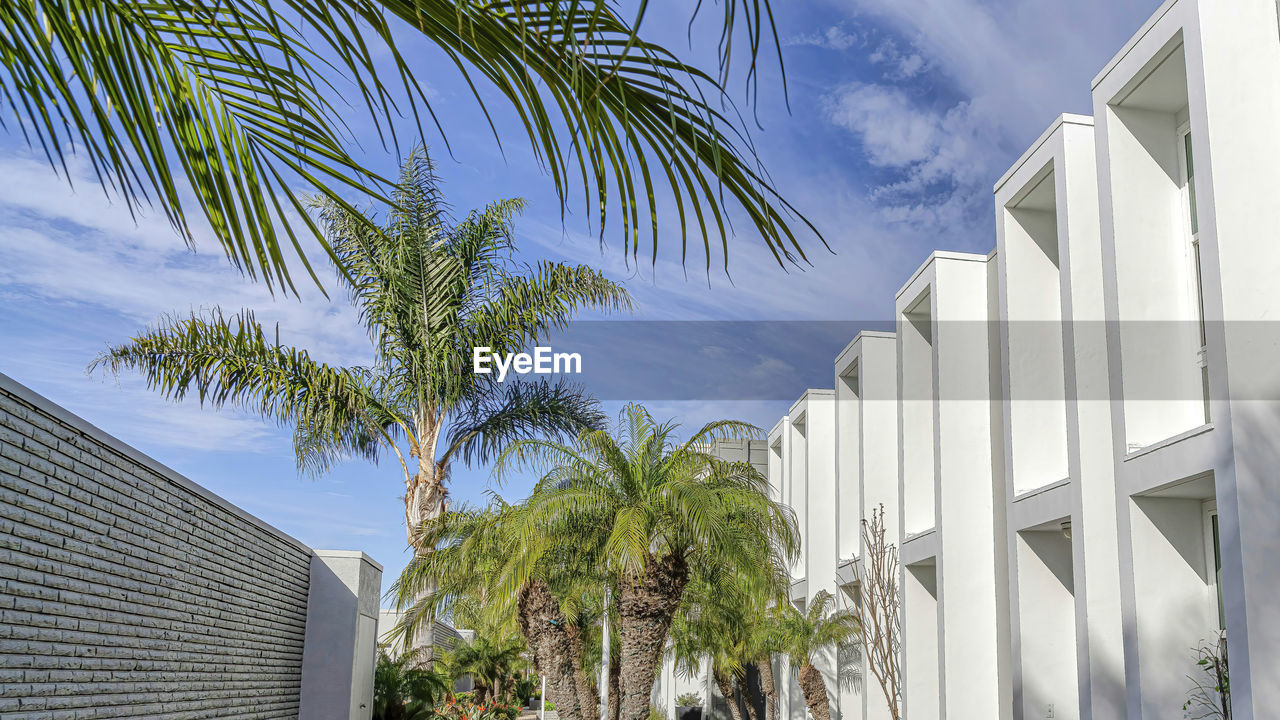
[0,153,373,366]
[785,24,862,51]
[810,0,1160,237]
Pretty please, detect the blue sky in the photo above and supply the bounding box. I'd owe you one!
[0,0,1163,597]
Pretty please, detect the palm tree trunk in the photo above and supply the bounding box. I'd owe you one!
[743,670,762,720]
[617,553,690,720]
[796,664,831,720]
[756,659,776,720]
[714,671,745,720]
[518,579,586,720]
[407,464,448,660]
[577,667,601,720]
[608,653,621,720]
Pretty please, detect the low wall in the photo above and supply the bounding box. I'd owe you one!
[0,374,375,719]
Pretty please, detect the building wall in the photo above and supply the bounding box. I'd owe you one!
[0,374,379,719]
[762,2,1280,719]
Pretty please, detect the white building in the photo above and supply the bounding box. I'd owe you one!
[764,1,1280,718]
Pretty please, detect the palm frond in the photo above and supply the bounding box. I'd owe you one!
[4,0,821,296]
[89,308,409,471]
[1,0,420,294]
[441,378,606,466]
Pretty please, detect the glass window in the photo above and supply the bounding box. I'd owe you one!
[1182,128,1210,423]
[1185,132,1199,236]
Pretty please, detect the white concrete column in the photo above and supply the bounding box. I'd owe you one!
[934,254,1012,720]
[1194,1,1280,717]
[1058,120,1126,720]
[300,550,383,720]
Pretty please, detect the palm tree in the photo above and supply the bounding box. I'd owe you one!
[92,149,630,551]
[443,631,526,705]
[491,404,800,720]
[374,646,452,720]
[773,590,860,720]
[670,584,754,720]
[2,1,821,293]
[393,501,605,720]
[751,618,784,720]
[670,552,789,720]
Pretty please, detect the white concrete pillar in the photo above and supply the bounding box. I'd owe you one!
[1193,1,1280,716]
[300,550,383,720]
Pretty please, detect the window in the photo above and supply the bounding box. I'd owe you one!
[1179,125,1210,422]
[1203,500,1225,630]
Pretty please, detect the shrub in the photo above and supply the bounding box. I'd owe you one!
[676,693,702,707]
[650,704,669,720]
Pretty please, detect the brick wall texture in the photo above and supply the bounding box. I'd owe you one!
[0,378,313,719]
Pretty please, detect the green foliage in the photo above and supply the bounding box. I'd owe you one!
[515,676,539,706]
[1183,632,1230,719]
[774,589,861,669]
[491,404,800,593]
[441,632,526,703]
[675,694,702,708]
[649,705,669,720]
[93,150,628,563]
[2,0,821,293]
[392,404,799,720]
[373,646,451,720]
[669,545,788,697]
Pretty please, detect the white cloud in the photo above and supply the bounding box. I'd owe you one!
[868,39,929,80]
[822,83,1001,234]
[0,153,372,367]
[818,0,1162,235]
[824,84,943,168]
[786,24,861,51]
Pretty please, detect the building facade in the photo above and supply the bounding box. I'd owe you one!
[765,1,1280,718]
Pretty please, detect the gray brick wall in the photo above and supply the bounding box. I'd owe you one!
[0,375,314,718]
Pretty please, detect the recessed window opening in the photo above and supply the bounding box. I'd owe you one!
[901,288,936,535]
[903,561,940,720]
[1179,125,1211,423]
[1128,471,1224,716]
[1003,165,1070,493]
[1014,523,1077,720]
[838,362,861,561]
[1105,37,1208,449]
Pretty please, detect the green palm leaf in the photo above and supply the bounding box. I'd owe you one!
[95,149,629,550]
[3,0,823,295]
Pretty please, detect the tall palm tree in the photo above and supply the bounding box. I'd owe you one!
[491,404,800,720]
[92,149,630,549]
[2,0,821,293]
[773,590,860,720]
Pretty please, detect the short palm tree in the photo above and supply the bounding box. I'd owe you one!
[671,567,787,720]
[2,1,820,293]
[774,590,860,720]
[394,501,605,720]
[92,149,630,549]
[751,616,785,720]
[443,631,526,705]
[374,646,452,720]
[492,404,800,720]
